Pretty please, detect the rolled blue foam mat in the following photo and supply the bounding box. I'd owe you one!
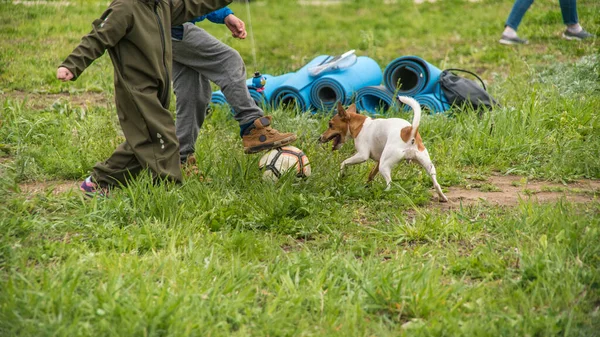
[210,90,228,106]
[209,90,234,114]
[246,73,295,108]
[270,55,331,112]
[248,88,267,108]
[383,56,442,96]
[411,93,450,114]
[309,56,382,111]
[210,73,295,112]
[354,85,400,115]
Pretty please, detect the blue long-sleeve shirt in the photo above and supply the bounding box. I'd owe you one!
[171,7,234,40]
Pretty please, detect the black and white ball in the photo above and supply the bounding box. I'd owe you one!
[258,146,311,182]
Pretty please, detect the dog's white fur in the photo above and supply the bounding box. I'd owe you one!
[322,96,447,202]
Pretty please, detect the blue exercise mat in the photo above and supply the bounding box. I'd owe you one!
[211,73,295,112]
[210,90,235,115]
[411,93,450,114]
[210,90,229,106]
[309,56,383,111]
[246,73,295,108]
[270,55,331,112]
[248,88,266,108]
[383,56,442,96]
[262,73,294,104]
[354,85,401,115]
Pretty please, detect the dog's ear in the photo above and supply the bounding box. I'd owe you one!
[347,103,357,114]
[336,101,349,120]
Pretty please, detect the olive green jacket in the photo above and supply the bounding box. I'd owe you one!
[60,0,232,107]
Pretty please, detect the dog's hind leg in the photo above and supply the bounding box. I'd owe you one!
[414,149,448,202]
[379,149,406,191]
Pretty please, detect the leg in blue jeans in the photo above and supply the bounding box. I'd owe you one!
[502,0,592,42]
[505,0,534,31]
[505,0,579,30]
[559,0,578,25]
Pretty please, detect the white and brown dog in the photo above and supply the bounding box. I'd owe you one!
[319,96,448,202]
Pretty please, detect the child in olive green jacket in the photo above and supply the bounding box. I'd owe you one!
[57,0,231,196]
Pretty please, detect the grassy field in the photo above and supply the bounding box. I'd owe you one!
[1,0,600,336]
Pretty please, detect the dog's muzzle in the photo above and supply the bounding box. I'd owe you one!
[319,133,343,151]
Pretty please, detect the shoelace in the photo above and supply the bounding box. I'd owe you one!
[264,127,281,135]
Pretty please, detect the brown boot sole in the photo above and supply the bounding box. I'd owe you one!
[244,135,297,154]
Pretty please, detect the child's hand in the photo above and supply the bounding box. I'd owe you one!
[224,14,247,39]
[57,67,74,81]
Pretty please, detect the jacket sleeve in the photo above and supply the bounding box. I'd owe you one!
[60,0,132,80]
[205,7,233,24]
[188,7,232,24]
[171,0,233,26]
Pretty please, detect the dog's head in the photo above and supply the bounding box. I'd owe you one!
[319,102,362,151]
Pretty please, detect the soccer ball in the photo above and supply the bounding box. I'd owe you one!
[258,146,311,182]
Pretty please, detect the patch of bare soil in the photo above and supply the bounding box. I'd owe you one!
[1,91,111,110]
[17,180,79,196]
[12,1,71,6]
[435,174,600,210]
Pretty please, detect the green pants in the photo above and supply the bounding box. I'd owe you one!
[92,82,183,187]
[60,0,234,188]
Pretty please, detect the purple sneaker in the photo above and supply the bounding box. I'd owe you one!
[79,176,108,198]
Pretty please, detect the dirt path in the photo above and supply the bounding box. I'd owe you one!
[1,91,111,110]
[14,175,600,209]
[437,175,599,210]
[11,1,71,6]
[17,180,80,195]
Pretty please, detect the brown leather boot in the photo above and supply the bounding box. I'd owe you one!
[242,116,297,154]
[181,154,211,181]
[181,154,199,176]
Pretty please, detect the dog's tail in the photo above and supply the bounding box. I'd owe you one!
[398,96,421,139]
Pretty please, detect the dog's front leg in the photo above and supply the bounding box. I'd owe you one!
[340,152,369,171]
[340,142,370,172]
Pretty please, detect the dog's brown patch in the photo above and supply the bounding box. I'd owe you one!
[321,103,367,149]
[320,112,349,150]
[415,131,425,151]
[400,127,425,151]
[400,126,412,143]
[349,114,366,138]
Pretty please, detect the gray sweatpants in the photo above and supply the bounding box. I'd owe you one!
[172,23,264,160]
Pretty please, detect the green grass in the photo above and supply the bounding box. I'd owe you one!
[1,0,600,336]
